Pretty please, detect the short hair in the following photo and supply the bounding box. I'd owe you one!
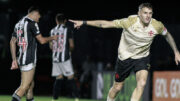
[138,3,153,11]
[28,6,40,14]
[56,13,66,23]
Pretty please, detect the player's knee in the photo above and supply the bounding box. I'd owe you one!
[19,84,30,91]
[137,79,146,88]
[113,84,122,92]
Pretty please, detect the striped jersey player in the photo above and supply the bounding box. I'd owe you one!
[49,13,79,101]
[50,24,73,62]
[12,16,40,67]
[10,6,57,101]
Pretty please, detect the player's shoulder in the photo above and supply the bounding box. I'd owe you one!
[24,17,34,23]
[52,26,57,30]
[51,26,56,32]
[15,17,25,28]
[151,18,163,27]
[128,15,138,19]
[127,15,138,22]
[126,15,138,26]
[151,18,164,32]
[123,15,138,28]
[25,19,37,29]
[15,22,19,28]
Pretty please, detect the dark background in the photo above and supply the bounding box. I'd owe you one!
[0,0,180,99]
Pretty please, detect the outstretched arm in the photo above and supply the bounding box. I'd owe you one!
[36,34,58,44]
[69,20,115,28]
[10,37,18,70]
[164,32,180,65]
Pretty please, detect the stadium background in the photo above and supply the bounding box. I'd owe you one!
[0,0,180,101]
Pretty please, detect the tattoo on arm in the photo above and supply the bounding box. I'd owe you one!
[99,24,102,27]
[93,20,113,28]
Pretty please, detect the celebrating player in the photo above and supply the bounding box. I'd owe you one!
[69,3,180,101]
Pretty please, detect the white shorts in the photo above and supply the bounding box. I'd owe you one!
[52,59,74,77]
[20,63,36,71]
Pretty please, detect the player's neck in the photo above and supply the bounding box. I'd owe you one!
[140,20,149,28]
[57,22,65,25]
[27,14,34,21]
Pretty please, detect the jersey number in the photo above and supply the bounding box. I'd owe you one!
[53,35,64,52]
[17,29,27,52]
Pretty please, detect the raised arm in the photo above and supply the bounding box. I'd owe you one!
[10,37,18,70]
[69,20,115,28]
[36,34,58,44]
[164,32,180,65]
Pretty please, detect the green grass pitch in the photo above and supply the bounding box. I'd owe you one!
[0,95,99,101]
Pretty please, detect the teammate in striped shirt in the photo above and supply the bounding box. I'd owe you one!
[70,3,180,101]
[10,6,57,101]
[49,13,79,101]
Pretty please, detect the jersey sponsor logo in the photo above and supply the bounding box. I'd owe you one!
[148,30,154,36]
[115,73,120,79]
[153,71,180,101]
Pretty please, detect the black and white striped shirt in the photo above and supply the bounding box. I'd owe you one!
[50,24,73,62]
[12,16,40,66]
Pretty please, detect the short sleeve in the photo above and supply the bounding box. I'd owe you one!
[30,22,40,36]
[152,19,167,36]
[113,18,127,28]
[113,15,137,29]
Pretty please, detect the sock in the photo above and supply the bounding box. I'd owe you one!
[53,79,63,99]
[107,95,115,101]
[26,98,34,101]
[12,93,21,101]
[67,79,79,98]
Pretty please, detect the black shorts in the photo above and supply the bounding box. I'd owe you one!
[115,56,150,82]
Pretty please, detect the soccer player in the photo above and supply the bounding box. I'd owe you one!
[49,13,79,101]
[10,6,57,101]
[69,3,180,101]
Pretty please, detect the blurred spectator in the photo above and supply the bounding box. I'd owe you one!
[80,55,96,98]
